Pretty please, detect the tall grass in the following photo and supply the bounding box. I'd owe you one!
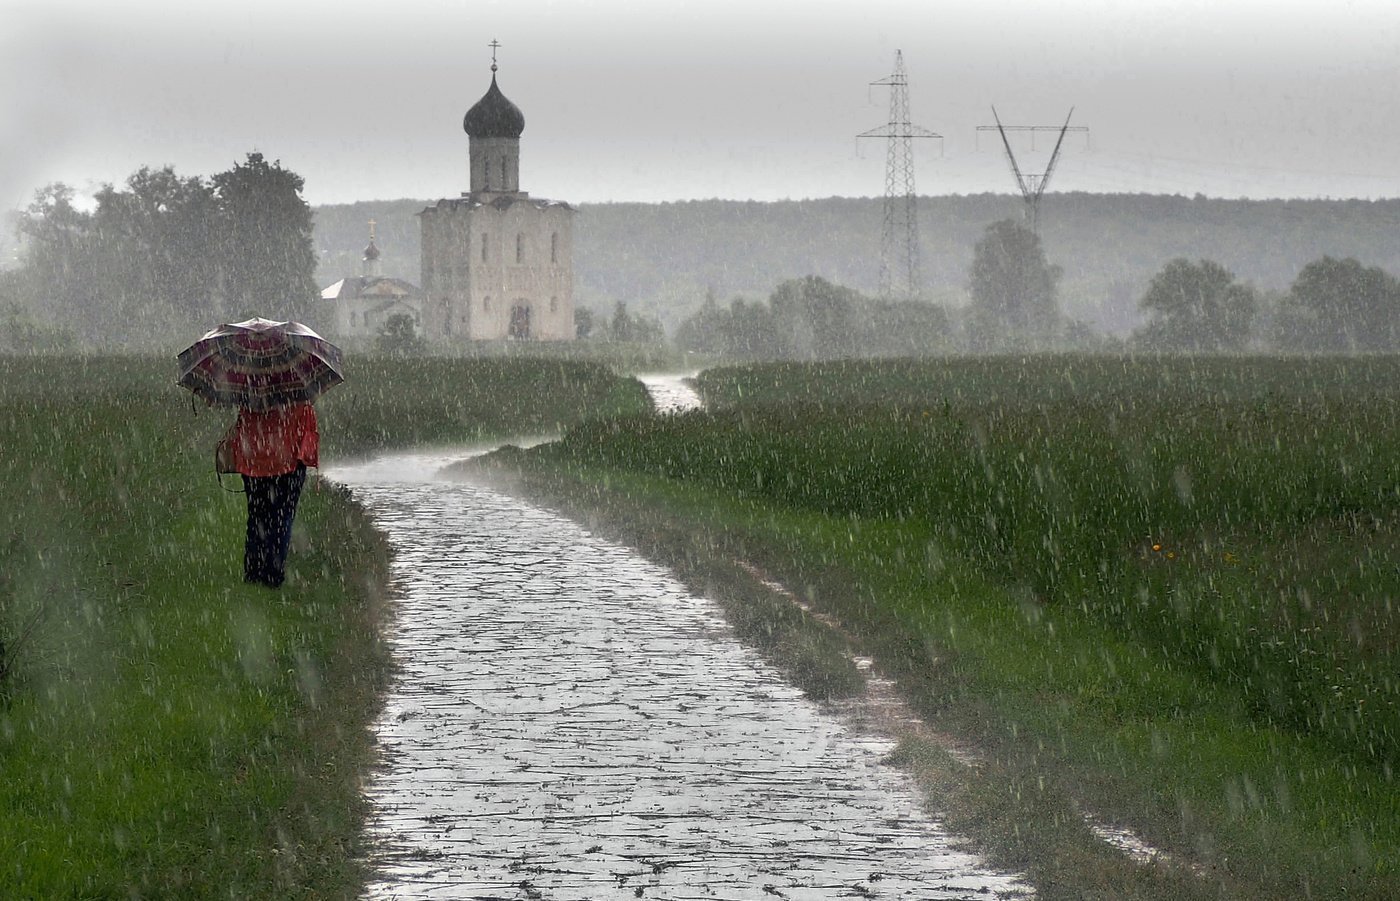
[694,355,1400,408]
[343,338,691,373]
[559,397,1398,757]
[316,356,650,456]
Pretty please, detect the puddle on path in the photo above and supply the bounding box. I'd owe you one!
[325,377,1032,900]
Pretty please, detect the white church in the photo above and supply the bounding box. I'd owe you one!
[418,51,576,343]
[319,223,424,341]
[319,49,575,345]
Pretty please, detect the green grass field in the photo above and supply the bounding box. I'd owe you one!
[0,354,649,897]
[523,355,1400,898]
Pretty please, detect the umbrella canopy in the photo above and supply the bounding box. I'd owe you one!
[177,317,344,410]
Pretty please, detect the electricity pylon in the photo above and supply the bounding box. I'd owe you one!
[858,50,941,300]
[977,107,1088,234]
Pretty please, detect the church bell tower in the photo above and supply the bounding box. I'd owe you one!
[464,42,525,195]
[419,41,576,343]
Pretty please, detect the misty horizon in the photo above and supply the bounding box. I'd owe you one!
[6,0,1400,210]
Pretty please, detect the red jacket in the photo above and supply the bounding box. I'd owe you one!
[232,404,319,477]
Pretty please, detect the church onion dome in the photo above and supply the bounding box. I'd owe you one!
[363,240,381,261]
[463,74,525,138]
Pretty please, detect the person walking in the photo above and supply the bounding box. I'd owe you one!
[227,402,319,588]
[178,318,343,587]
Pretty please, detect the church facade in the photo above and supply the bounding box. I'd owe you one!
[419,58,575,343]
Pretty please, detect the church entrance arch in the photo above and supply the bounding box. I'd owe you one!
[509,303,532,340]
[438,296,452,337]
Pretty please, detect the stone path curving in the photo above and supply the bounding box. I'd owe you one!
[325,378,1033,900]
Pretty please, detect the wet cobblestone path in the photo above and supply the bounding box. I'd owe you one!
[327,377,1032,900]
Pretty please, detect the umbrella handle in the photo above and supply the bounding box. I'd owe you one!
[214,440,244,494]
[217,470,246,494]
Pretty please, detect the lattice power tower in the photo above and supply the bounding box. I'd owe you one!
[858,51,941,300]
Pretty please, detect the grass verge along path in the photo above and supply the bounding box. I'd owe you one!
[0,355,649,898]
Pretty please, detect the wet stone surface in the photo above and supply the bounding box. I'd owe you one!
[329,445,1032,900]
[634,372,703,414]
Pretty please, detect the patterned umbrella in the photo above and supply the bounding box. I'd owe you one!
[177,318,344,410]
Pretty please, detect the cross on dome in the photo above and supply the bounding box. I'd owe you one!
[463,41,525,139]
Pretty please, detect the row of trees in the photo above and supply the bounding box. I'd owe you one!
[1132,255,1400,352]
[669,220,1079,359]
[668,215,1400,360]
[2,153,316,348]
[971,214,1400,353]
[970,215,1400,352]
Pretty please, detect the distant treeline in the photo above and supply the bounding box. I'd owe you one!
[674,277,958,360]
[313,193,1400,336]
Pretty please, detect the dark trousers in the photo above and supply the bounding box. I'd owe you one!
[242,464,306,588]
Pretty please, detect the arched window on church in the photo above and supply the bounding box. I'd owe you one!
[501,157,508,188]
[481,233,488,263]
[550,296,558,313]
[483,295,491,312]
[551,232,558,264]
[516,233,524,264]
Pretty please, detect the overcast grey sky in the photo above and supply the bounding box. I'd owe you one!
[5,0,1400,210]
